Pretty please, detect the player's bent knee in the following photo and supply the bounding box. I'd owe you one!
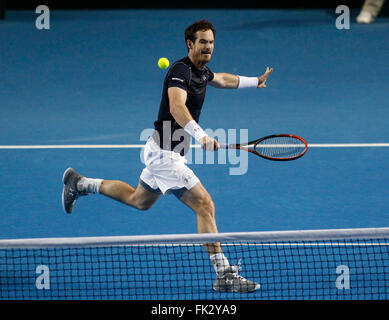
[135,201,154,211]
[125,196,153,211]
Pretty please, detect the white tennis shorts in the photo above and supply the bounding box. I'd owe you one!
[140,137,199,195]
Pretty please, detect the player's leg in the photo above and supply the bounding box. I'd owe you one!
[62,167,161,214]
[178,181,221,255]
[177,181,260,293]
[99,179,162,210]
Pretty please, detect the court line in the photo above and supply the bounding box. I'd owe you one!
[0,143,389,149]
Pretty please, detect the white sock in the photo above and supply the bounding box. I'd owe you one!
[77,177,103,194]
[210,253,230,274]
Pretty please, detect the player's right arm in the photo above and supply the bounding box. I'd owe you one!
[168,87,193,128]
[168,87,219,151]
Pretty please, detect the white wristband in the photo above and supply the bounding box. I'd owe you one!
[184,120,208,143]
[238,76,259,89]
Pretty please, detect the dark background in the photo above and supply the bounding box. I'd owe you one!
[2,0,389,19]
[0,0,369,9]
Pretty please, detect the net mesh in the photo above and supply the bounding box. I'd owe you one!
[255,136,306,159]
[1,228,389,300]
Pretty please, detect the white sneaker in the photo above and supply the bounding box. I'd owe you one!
[213,265,260,293]
[61,167,87,214]
[357,11,374,24]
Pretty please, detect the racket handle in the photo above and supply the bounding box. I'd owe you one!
[218,143,228,149]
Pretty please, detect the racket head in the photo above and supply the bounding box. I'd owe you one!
[249,134,308,161]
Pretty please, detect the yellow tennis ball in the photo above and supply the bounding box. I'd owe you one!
[158,57,170,69]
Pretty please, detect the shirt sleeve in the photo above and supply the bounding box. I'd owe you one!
[207,67,214,82]
[166,62,190,92]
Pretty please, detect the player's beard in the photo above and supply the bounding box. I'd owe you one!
[201,52,212,62]
[198,50,212,66]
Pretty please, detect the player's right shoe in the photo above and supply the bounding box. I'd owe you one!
[61,167,87,214]
[213,265,260,293]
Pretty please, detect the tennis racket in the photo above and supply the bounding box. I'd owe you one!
[218,134,308,161]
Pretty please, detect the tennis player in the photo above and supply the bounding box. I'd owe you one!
[62,20,273,293]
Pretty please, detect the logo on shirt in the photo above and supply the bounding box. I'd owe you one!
[171,77,184,83]
[202,75,207,82]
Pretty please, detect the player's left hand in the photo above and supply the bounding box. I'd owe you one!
[257,67,273,88]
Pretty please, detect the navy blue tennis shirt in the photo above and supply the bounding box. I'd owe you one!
[152,57,214,155]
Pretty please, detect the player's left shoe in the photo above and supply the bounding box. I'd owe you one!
[61,167,87,214]
[213,265,260,293]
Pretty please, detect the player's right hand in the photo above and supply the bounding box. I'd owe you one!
[201,136,219,151]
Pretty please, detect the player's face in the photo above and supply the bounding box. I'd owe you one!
[190,30,214,65]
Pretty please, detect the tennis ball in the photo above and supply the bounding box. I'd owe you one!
[158,57,170,69]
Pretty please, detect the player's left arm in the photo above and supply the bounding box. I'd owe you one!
[209,67,273,89]
[209,73,239,89]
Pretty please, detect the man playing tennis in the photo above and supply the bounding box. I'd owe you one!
[62,20,273,293]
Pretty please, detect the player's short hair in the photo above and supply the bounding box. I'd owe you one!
[185,20,216,50]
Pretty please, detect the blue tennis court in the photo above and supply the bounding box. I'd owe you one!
[0,8,388,300]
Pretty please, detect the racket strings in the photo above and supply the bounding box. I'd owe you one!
[255,136,306,159]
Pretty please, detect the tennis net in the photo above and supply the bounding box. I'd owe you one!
[0,227,388,300]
